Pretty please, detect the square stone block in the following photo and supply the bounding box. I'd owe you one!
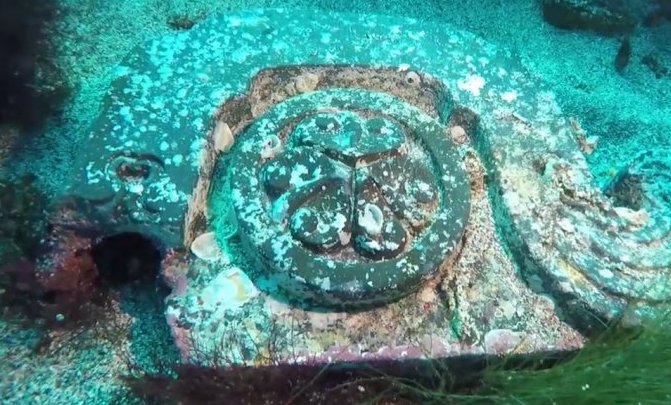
[58,8,671,369]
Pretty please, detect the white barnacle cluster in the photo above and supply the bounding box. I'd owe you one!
[405,71,421,86]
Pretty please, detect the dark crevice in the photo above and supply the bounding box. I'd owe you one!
[91,232,162,287]
[90,231,177,368]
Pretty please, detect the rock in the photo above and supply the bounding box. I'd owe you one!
[643,0,671,27]
[541,0,636,36]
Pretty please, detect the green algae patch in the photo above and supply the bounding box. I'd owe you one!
[480,311,671,404]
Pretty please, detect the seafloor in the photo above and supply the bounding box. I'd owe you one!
[1,0,670,404]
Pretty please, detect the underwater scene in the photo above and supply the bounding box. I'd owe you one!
[0,0,670,404]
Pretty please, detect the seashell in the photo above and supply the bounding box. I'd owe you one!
[213,121,234,153]
[190,231,223,262]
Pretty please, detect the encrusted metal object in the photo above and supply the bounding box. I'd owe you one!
[53,8,670,365]
[228,89,469,308]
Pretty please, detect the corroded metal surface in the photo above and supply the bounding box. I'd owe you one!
[55,8,671,365]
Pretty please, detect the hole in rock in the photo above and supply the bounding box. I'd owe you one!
[91,232,162,287]
[40,290,57,304]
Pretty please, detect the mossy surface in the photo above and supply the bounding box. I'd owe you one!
[390,310,671,404]
[480,314,671,404]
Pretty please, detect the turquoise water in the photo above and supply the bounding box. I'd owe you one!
[1,1,670,404]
